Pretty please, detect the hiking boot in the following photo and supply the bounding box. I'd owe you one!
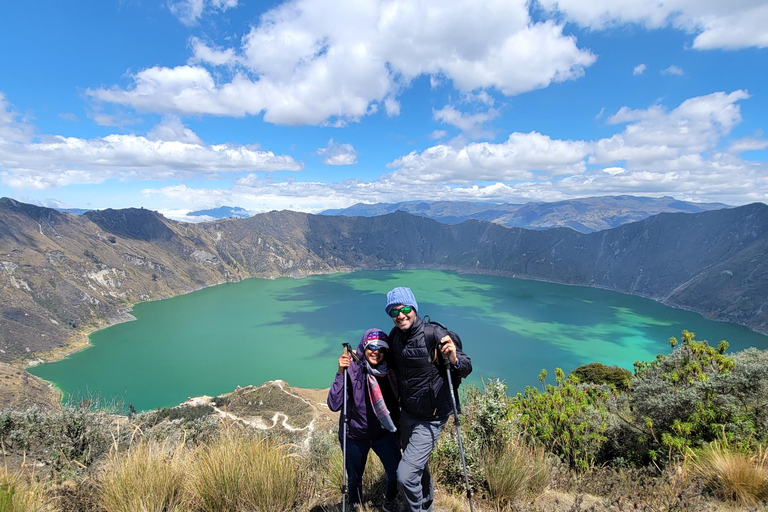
[382,497,398,512]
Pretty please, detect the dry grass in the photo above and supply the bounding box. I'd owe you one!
[188,432,299,512]
[435,490,470,512]
[98,440,188,512]
[484,442,552,509]
[691,441,768,507]
[315,442,387,508]
[0,470,54,512]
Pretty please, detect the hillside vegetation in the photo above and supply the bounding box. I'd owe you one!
[2,197,768,363]
[0,332,766,511]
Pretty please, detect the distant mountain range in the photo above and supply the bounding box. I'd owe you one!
[321,196,729,233]
[1,196,766,363]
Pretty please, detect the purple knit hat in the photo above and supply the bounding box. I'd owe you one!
[385,287,418,315]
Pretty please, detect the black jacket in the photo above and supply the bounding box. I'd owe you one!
[388,315,472,420]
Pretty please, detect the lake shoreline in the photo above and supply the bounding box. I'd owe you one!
[22,265,768,373]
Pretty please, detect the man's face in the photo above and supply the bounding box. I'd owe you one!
[390,304,416,331]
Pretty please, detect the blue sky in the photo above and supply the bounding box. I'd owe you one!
[0,0,767,220]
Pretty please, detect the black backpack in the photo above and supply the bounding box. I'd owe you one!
[423,316,464,413]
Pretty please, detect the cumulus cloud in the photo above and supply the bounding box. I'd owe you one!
[537,0,768,50]
[89,0,596,126]
[633,63,646,75]
[126,90,768,210]
[379,90,766,204]
[388,131,590,184]
[317,139,357,165]
[0,106,302,190]
[169,0,238,26]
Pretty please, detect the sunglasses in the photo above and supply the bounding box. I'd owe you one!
[388,306,414,318]
[366,345,387,353]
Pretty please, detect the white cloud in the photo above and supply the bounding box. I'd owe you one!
[0,93,34,143]
[537,0,768,50]
[122,90,768,209]
[0,109,302,190]
[89,0,596,126]
[729,136,768,153]
[317,139,358,165]
[169,0,238,26]
[429,130,448,140]
[633,63,646,75]
[433,106,500,139]
[380,91,765,204]
[189,37,238,66]
[147,116,203,144]
[661,65,684,76]
[384,98,400,117]
[387,131,590,184]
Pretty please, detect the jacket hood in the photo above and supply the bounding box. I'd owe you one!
[356,328,389,359]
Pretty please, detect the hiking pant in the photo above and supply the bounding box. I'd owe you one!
[397,409,449,512]
[343,433,401,508]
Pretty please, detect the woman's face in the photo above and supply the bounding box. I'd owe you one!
[365,345,386,366]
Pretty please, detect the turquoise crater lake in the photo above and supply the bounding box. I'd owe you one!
[29,270,768,412]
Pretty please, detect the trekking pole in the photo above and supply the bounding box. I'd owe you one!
[441,342,475,512]
[341,342,352,512]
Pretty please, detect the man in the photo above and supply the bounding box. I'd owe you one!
[384,287,472,512]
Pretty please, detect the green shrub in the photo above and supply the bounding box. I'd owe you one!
[154,405,215,423]
[511,368,612,469]
[431,379,512,493]
[0,403,112,476]
[570,362,632,391]
[631,330,741,459]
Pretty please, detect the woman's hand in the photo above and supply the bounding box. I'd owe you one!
[338,353,351,374]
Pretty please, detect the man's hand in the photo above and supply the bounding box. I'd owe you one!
[439,335,458,365]
[338,353,351,374]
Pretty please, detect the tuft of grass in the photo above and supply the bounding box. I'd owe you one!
[98,440,188,512]
[691,441,768,507]
[188,432,299,512]
[484,442,552,509]
[434,490,468,512]
[0,471,53,512]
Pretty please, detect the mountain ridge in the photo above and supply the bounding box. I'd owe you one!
[320,195,730,233]
[1,197,766,363]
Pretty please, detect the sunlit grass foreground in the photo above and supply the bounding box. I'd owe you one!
[2,335,767,511]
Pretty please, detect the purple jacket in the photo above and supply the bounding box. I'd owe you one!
[327,329,399,443]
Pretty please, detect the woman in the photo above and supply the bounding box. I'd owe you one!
[327,328,401,511]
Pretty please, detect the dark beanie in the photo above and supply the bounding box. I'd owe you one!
[385,287,418,315]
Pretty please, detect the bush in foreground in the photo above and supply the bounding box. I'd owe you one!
[483,441,552,508]
[0,470,53,512]
[99,441,187,512]
[691,441,768,507]
[189,432,299,512]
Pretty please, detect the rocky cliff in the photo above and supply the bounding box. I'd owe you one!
[1,196,766,363]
